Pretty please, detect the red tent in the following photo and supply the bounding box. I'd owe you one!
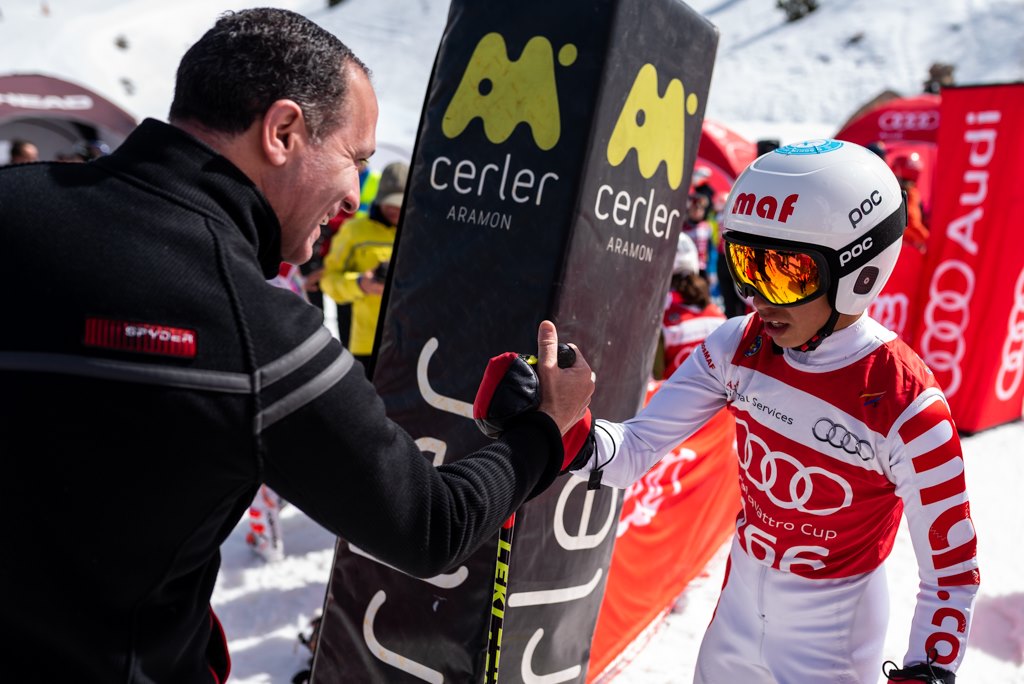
[695,119,756,191]
[834,93,941,145]
[0,73,137,162]
[689,119,757,207]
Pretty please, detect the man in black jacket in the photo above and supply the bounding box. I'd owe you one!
[0,9,594,683]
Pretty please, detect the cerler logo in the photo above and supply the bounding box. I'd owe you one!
[595,63,700,266]
[442,32,575,151]
[605,64,698,191]
[431,33,574,232]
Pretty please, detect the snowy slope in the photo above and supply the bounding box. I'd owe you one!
[4,0,1022,151]
[0,0,449,160]
[695,0,1024,141]
[3,1,1023,683]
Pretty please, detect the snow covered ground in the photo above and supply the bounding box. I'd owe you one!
[4,0,1023,682]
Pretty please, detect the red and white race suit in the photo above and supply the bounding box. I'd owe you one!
[576,313,979,683]
[661,294,726,378]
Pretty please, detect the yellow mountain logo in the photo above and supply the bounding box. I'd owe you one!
[442,32,577,151]
[607,63,698,190]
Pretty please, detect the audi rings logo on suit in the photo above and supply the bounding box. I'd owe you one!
[813,418,876,462]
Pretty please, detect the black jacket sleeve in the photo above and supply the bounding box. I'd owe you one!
[251,292,563,577]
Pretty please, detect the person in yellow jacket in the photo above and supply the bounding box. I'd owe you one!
[320,161,407,371]
[356,166,381,217]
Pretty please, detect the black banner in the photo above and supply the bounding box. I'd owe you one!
[312,1,717,681]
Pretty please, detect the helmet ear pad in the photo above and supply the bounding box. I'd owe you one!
[833,240,902,315]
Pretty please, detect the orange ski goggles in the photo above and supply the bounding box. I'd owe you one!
[723,235,828,307]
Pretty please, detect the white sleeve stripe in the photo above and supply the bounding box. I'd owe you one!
[255,347,355,433]
[255,326,334,390]
[902,417,955,460]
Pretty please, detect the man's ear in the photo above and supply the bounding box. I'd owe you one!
[261,99,307,166]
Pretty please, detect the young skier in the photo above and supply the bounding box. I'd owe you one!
[569,139,978,684]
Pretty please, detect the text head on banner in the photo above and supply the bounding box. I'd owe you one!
[312,1,717,683]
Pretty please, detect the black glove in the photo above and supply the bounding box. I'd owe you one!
[883,660,955,683]
[472,343,593,473]
[473,351,540,439]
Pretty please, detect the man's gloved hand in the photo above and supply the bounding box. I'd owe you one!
[883,660,955,683]
[473,338,593,473]
[473,351,541,439]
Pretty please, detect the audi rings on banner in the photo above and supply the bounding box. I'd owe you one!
[878,109,939,134]
[996,266,1024,401]
[868,293,909,340]
[920,260,975,397]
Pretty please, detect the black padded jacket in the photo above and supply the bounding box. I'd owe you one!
[0,119,563,683]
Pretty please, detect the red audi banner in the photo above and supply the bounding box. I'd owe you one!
[912,83,1024,433]
[868,241,925,343]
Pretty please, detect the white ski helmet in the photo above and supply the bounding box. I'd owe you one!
[720,138,906,316]
[673,232,700,277]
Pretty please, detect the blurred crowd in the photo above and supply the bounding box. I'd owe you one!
[3,136,111,165]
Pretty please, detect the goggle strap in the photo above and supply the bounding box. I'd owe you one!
[797,308,842,353]
[833,198,908,276]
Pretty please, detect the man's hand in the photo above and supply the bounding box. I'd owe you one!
[357,269,385,295]
[472,321,595,472]
[534,320,593,435]
[303,268,323,292]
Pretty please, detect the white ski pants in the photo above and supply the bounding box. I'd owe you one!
[693,538,889,684]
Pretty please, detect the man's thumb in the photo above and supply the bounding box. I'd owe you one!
[537,320,558,366]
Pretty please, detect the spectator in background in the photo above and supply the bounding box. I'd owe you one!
[319,160,407,376]
[304,166,382,322]
[74,139,111,161]
[866,140,887,161]
[355,165,382,217]
[654,232,726,380]
[54,139,111,163]
[690,165,720,294]
[681,192,712,279]
[690,164,715,207]
[891,152,929,252]
[923,62,955,94]
[7,139,39,164]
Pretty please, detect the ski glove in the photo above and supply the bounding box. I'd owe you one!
[883,660,955,683]
[473,344,593,473]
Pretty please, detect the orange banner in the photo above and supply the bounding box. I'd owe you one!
[587,385,740,680]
